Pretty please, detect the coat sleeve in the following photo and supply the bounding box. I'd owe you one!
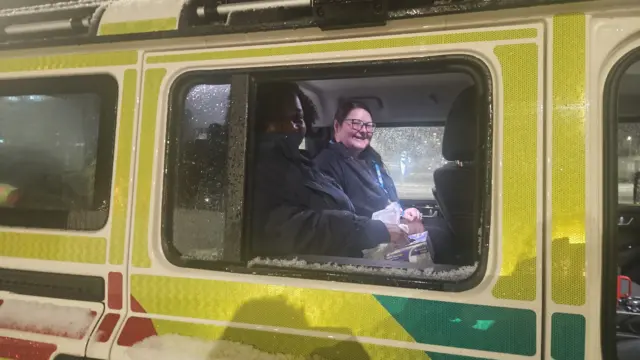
[263,205,390,257]
[314,151,346,190]
[252,157,389,258]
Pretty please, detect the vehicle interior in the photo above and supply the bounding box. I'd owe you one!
[299,72,474,207]
[614,59,640,359]
[0,94,101,211]
[246,71,482,275]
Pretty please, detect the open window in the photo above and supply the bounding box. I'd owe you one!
[163,57,491,290]
[0,75,118,230]
[602,50,640,360]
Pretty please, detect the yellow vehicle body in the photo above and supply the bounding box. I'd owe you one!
[0,0,638,359]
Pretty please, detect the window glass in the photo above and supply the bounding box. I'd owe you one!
[0,75,117,231]
[169,84,231,260]
[370,126,445,200]
[245,72,484,283]
[618,122,640,205]
[0,94,101,211]
[611,57,640,360]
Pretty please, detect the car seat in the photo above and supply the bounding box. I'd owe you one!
[432,86,479,265]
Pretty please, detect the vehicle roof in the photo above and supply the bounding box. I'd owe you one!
[0,0,621,51]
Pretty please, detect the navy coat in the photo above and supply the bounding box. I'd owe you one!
[250,135,389,258]
[315,142,399,218]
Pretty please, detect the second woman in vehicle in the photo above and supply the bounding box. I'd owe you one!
[315,101,424,233]
[250,83,409,258]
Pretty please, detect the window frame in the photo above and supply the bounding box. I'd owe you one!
[162,55,492,292]
[161,75,237,263]
[0,74,119,230]
[617,119,640,205]
[601,47,640,360]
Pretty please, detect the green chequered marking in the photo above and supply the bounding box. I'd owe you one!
[99,18,177,36]
[551,313,585,360]
[133,275,529,355]
[375,296,536,355]
[147,28,537,64]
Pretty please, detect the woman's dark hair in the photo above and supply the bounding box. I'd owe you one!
[333,100,372,125]
[333,100,385,167]
[255,82,318,133]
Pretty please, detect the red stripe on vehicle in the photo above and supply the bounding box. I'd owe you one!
[0,336,56,360]
[96,313,121,343]
[130,295,147,313]
[108,272,123,310]
[116,316,157,347]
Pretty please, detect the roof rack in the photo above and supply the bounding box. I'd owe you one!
[196,0,310,19]
[0,0,108,41]
[184,0,386,30]
[0,0,592,50]
[183,0,590,31]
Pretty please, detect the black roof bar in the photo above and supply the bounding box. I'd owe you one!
[0,0,592,51]
[196,0,310,18]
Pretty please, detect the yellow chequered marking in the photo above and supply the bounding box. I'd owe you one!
[150,318,430,360]
[0,233,106,263]
[98,18,178,36]
[491,43,539,301]
[131,69,167,268]
[110,69,138,265]
[147,28,537,64]
[0,51,137,73]
[131,275,416,343]
[551,13,586,306]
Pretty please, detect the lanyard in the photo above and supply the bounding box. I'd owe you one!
[330,141,395,205]
[373,162,385,191]
[372,161,392,201]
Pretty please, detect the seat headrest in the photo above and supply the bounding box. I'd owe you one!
[442,86,478,162]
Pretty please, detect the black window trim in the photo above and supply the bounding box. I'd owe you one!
[162,55,492,292]
[601,47,640,360]
[0,74,119,231]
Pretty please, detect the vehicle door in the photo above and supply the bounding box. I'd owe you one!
[0,51,140,359]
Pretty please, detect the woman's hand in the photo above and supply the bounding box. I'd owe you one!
[401,218,425,235]
[402,207,422,222]
[384,223,409,247]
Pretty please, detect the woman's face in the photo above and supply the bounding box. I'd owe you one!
[266,93,306,138]
[334,107,374,152]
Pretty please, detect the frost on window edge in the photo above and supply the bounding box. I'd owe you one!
[181,248,223,262]
[248,257,478,282]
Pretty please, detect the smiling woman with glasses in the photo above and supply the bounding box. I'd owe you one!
[315,100,424,235]
[345,118,377,133]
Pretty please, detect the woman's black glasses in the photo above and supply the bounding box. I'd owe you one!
[346,119,376,132]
